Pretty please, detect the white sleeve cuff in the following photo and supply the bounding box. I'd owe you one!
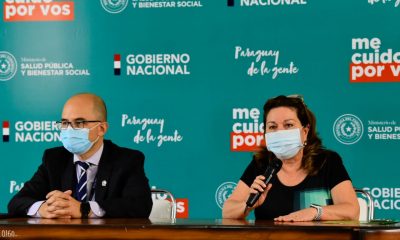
[27,201,45,217]
[88,201,106,218]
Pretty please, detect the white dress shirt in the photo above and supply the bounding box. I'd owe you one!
[28,144,106,218]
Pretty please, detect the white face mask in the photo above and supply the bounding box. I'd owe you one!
[60,124,100,155]
[265,128,304,160]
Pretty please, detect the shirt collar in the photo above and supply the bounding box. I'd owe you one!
[73,143,104,166]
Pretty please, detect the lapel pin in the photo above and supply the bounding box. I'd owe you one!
[102,180,107,187]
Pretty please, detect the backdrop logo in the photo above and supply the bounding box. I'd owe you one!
[114,54,121,75]
[3,120,60,143]
[20,56,90,77]
[100,0,129,13]
[350,37,400,82]
[121,114,183,147]
[101,0,203,12]
[368,0,400,7]
[363,187,400,210]
[333,114,364,145]
[367,120,400,141]
[0,51,18,81]
[228,0,307,7]
[231,107,264,151]
[131,0,203,9]
[3,0,74,22]
[116,53,191,76]
[2,121,10,142]
[234,46,299,79]
[215,182,236,209]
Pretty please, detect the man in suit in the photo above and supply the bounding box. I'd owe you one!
[8,93,153,218]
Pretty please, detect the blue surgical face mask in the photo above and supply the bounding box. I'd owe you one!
[265,128,304,160]
[60,124,100,155]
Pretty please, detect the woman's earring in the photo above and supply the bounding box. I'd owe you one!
[303,140,307,146]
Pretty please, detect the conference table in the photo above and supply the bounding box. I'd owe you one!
[0,217,399,240]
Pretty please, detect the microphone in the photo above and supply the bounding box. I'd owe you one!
[246,157,282,208]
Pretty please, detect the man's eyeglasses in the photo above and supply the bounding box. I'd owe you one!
[56,120,101,130]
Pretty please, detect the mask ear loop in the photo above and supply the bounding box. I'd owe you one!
[89,123,102,145]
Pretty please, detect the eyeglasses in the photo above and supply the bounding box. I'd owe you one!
[287,94,305,103]
[286,94,307,106]
[56,120,101,130]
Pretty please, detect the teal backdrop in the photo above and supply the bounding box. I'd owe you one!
[0,0,399,220]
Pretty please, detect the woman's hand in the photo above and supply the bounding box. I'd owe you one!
[274,207,317,222]
[248,175,272,209]
[222,179,273,219]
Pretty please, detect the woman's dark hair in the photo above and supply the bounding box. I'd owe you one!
[254,95,324,175]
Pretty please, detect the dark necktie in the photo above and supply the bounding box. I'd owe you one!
[76,161,90,202]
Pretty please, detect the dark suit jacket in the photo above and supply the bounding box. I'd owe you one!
[8,140,153,218]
